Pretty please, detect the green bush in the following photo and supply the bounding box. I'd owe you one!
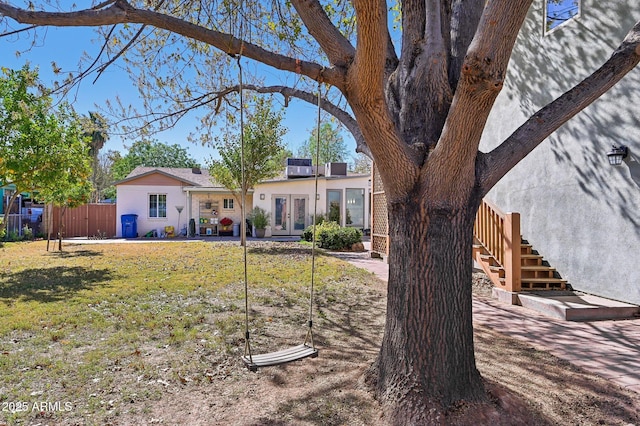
[302,221,362,250]
[22,225,33,240]
[248,206,270,229]
[7,230,21,242]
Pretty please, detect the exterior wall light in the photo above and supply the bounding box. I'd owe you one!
[607,145,629,166]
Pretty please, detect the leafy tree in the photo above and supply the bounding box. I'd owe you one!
[297,122,348,165]
[0,66,91,240]
[89,150,116,202]
[111,139,200,182]
[81,111,110,202]
[37,153,93,251]
[207,96,288,244]
[350,152,372,174]
[2,2,639,420]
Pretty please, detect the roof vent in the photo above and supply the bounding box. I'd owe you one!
[285,158,314,178]
[325,162,347,176]
[192,167,202,174]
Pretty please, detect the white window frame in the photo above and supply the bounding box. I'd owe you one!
[149,193,167,218]
[223,198,234,210]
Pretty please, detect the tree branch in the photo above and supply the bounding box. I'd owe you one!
[289,0,355,68]
[428,0,532,202]
[110,82,371,158]
[242,84,371,158]
[0,1,346,89]
[448,0,484,90]
[480,20,640,193]
[350,0,418,197]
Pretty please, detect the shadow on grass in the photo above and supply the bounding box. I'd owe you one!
[248,245,315,257]
[0,266,113,304]
[48,249,103,259]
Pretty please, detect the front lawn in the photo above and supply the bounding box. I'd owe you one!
[0,240,383,425]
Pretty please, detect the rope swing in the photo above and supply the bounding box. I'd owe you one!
[239,63,322,372]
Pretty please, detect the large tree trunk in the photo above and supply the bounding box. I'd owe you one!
[373,190,484,423]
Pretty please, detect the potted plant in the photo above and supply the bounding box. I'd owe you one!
[220,217,233,230]
[248,207,270,238]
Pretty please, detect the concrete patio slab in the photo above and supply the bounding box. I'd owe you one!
[518,292,640,321]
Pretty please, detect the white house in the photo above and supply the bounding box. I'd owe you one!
[253,162,371,237]
[115,162,370,238]
[115,166,247,238]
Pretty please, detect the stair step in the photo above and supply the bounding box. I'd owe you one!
[522,277,566,283]
[521,254,544,266]
[480,254,498,266]
[521,254,543,259]
[522,265,556,271]
[521,277,567,290]
[489,265,505,278]
[522,265,557,279]
[520,243,533,255]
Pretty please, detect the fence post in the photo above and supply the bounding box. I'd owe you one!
[503,212,521,292]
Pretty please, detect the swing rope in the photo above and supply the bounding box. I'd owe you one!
[304,81,323,349]
[238,53,253,363]
[240,76,323,372]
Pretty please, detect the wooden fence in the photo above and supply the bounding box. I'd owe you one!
[44,204,117,238]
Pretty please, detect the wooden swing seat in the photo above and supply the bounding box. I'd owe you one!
[242,344,318,372]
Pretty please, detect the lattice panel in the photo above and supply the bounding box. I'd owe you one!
[372,191,388,235]
[373,163,383,191]
[371,165,389,257]
[372,235,388,256]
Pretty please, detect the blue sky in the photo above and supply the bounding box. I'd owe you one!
[0,25,355,164]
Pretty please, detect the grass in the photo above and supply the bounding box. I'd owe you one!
[0,240,377,425]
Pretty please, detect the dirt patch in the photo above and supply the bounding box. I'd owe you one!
[2,241,639,425]
[116,270,639,426]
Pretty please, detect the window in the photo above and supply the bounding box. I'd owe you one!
[545,0,580,33]
[345,188,365,228]
[223,198,234,209]
[327,190,342,225]
[149,194,167,218]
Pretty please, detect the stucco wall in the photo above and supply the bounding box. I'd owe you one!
[116,184,189,238]
[481,1,640,304]
[187,192,247,235]
[254,175,370,237]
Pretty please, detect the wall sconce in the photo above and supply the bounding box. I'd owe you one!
[607,145,628,166]
[260,194,265,200]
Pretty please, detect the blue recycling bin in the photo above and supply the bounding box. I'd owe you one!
[121,214,138,238]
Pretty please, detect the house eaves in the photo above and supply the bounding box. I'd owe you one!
[114,167,212,187]
[183,186,255,194]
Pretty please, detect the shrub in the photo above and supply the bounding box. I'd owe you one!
[248,207,270,229]
[7,230,21,242]
[22,225,33,240]
[302,221,362,250]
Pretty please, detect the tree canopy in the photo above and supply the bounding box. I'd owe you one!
[0,66,91,238]
[1,1,639,422]
[208,96,288,243]
[297,122,348,165]
[81,111,111,202]
[111,139,200,182]
[208,96,288,193]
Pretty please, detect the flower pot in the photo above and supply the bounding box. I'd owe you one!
[255,228,266,238]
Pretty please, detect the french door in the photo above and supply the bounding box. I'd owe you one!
[272,195,309,236]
